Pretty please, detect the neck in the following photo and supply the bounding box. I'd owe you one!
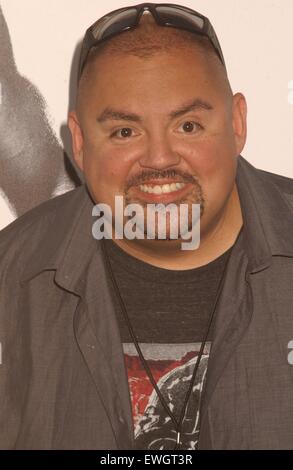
[112,183,243,270]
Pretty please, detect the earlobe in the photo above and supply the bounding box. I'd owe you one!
[232,93,247,155]
[68,111,84,172]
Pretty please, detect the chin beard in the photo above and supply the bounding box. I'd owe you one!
[123,186,204,241]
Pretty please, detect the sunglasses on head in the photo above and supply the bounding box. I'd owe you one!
[78,2,226,81]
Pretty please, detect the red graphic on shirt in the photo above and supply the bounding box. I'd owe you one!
[124,349,200,427]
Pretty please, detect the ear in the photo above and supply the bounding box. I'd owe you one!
[232,93,247,155]
[68,111,84,172]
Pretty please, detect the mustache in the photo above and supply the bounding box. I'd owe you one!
[125,169,198,190]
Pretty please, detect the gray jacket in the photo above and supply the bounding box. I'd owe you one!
[1,155,293,450]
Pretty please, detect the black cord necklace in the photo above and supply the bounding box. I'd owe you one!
[100,238,232,450]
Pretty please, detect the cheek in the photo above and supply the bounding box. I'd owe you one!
[186,136,235,177]
[81,143,135,202]
[183,136,237,209]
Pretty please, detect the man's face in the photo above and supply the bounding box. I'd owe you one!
[69,46,246,244]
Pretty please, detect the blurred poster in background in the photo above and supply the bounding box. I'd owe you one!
[1,0,293,229]
[0,3,79,228]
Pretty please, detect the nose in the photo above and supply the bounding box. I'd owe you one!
[138,133,181,170]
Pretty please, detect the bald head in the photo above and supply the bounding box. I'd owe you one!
[76,12,232,113]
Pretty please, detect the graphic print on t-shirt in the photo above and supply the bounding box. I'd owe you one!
[123,342,211,450]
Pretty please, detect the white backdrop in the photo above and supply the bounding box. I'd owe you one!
[1,0,293,229]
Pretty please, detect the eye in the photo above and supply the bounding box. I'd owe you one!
[110,127,133,139]
[178,121,202,134]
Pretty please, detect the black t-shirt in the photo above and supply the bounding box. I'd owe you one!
[103,239,234,450]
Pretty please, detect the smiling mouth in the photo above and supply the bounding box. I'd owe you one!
[127,180,193,205]
[139,182,187,195]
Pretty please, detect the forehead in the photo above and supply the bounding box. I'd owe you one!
[84,48,223,99]
[76,46,231,121]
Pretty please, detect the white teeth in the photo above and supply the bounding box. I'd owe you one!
[139,182,187,194]
[162,184,171,194]
[153,185,162,195]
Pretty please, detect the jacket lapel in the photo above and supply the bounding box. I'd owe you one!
[198,230,253,448]
[73,290,134,449]
[59,234,135,449]
[55,238,135,449]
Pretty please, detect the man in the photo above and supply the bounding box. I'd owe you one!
[1,2,293,450]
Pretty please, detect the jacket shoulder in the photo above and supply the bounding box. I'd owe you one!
[0,185,87,272]
[257,167,293,211]
[0,185,84,238]
[258,167,293,195]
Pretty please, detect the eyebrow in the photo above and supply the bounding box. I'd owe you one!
[96,98,213,124]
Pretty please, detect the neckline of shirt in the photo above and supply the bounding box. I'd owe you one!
[104,238,235,285]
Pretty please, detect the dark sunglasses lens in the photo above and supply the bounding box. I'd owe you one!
[91,8,138,41]
[156,6,205,31]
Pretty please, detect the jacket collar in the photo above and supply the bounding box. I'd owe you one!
[20,184,98,296]
[20,155,293,292]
